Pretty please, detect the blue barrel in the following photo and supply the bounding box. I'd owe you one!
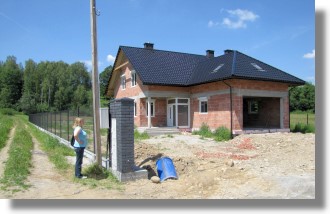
[156,157,178,182]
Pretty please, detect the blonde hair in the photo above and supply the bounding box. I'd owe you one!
[72,117,84,129]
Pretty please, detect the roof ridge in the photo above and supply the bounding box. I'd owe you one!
[120,45,206,57]
[231,50,237,75]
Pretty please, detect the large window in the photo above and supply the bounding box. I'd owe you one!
[199,97,208,113]
[121,74,126,90]
[131,70,137,87]
[146,100,155,117]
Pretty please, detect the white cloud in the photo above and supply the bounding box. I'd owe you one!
[106,54,116,63]
[80,60,103,70]
[222,9,259,29]
[82,60,92,68]
[208,20,219,28]
[303,49,315,59]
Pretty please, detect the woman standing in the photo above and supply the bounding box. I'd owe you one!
[72,117,88,179]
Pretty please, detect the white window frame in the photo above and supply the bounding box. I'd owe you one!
[131,70,137,87]
[121,74,126,90]
[146,99,155,117]
[198,97,208,114]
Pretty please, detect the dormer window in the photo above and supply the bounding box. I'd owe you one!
[251,63,265,71]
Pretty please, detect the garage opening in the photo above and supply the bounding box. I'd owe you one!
[243,97,281,129]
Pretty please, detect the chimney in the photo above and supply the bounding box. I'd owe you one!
[224,49,233,54]
[144,42,154,50]
[206,50,214,58]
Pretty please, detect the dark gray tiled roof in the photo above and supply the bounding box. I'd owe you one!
[118,46,305,86]
[121,46,206,86]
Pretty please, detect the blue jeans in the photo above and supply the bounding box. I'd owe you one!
[74,147,85,177]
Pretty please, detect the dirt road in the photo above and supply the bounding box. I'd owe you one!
[0,131,315,199]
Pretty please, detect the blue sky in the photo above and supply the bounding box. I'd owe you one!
[0,0,315,83]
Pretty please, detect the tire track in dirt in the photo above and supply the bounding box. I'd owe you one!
[0,125,17,178]
[0,125,17,198]
[10,134,91,199]
[0,125,16,177]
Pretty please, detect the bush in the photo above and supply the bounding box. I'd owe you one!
[0,108,18,115]
[197,123,213,138]
[291,122,315,133]
[193,123,232,142]
[214,126,231,142]
[83,163,109,180]
[304,124,315,133]
[292,123,304,133]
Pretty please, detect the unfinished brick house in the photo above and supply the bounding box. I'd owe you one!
[106,43,305,135]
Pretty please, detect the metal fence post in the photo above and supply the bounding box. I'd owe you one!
[50,112,53,133]
[42,113,44,129]
[54,112,57,136]
[67,109,70,141]
[60,111,62,139]
[46,112,48,131]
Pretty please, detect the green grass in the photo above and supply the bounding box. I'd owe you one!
[0,110,123,194]
[290,111,315,133]
[193,123,232,142]
[75,163,123,191]
[0,114,13,150]
[0,121,33,192]
[134,129,150,141]
[28,123,75,172]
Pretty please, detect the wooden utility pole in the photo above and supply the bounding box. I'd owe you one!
[90,0,102,166]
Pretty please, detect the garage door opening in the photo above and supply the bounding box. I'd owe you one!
[243,97,281,129]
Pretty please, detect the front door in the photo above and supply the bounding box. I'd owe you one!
[167,105,174,127]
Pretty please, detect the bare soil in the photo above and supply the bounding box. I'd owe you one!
[0,131,315,199]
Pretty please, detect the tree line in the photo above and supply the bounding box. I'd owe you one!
[0,56,112,114]
[289,82,315,113]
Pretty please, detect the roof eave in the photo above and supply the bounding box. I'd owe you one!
[232,75,306,86]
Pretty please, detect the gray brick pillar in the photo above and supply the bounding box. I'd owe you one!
[109,98,147,182]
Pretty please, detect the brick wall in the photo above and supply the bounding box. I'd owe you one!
[138,98,167,127]
[190,79,289,131]
[114,63,146,99]
[112,66,290,131]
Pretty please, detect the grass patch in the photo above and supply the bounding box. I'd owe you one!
[193,123,231,142]
[0,108,20,116]
[134,129,150,141]
[27,123,75,173]
[0,114,13,150]
[0,121,33,192]
[291,122,315,133]
[100,128,109,136]
[290,111,315,133]
[214,126,232,141]
[75,163,123,190]
[290,111,315,129]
